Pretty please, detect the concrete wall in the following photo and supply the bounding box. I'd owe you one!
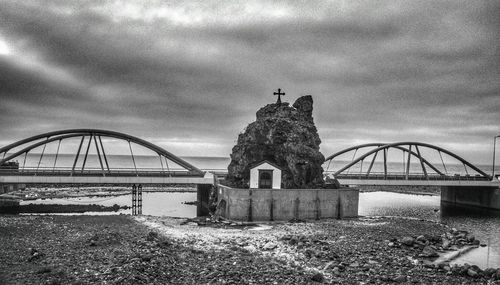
[217,185,359,221]
[0,184,20,194]
[197,184,212,216]
[441,186,500,210]
[249,163,281,189]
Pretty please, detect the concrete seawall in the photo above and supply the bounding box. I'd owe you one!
[441,186,500,211]
[217,185,359,221]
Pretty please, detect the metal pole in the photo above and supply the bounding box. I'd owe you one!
[164,157,172,177]
[128,140,138,175]
[93,135,105,175]
[347,149,358,175]
[158,153,165,174]
[81,134,93,173]
[438,151,448,175]
[21,151,27,173]
[406,145,412,180]
[383,148,387,179]
[415,145,428,179]
[72,136,85,175]
[493,136,499,180]
[98,136,110,173]
[36,138,48,172]
[326,159,332,173]
[366,152,378,177]
[52,139,61,172]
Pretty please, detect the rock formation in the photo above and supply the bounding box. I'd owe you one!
[227,95,325,188]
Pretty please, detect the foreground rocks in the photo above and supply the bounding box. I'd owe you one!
[1,215,499,284]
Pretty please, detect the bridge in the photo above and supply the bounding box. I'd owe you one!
[324,142,499,187]
[0,129,214,185]
[2,132,499,213]
[0,129,215,215]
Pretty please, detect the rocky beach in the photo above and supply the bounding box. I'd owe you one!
[1,215,499,284]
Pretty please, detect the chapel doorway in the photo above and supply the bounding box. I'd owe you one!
[258,170,273,189]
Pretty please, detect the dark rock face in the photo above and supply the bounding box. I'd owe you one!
[227,95,325,188]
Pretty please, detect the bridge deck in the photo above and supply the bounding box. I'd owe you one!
[0,169,215,185]
[333,173,499,187]
[336,179,499,187]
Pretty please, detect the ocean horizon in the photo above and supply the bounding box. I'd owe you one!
[4,153,497,176]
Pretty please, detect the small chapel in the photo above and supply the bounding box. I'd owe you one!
[249,160,282,189]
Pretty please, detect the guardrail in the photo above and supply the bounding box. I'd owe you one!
[330,172,490,181]
[0,167,202,177]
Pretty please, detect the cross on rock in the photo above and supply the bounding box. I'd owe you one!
[273,88,285,104]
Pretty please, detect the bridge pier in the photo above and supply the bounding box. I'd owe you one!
[197,184,212,216]
[131,184,143,215]
[441,186,500,211]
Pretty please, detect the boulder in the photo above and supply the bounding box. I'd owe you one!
[401,237,414,246]
[227,95,325,188]
[311,272,325,282]
[421,245,438,257]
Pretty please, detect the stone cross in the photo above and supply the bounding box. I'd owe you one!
[273,88,285,104]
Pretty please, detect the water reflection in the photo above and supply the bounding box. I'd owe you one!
[21,192,198,217]
[440,203,500,269]
[359,191,500,268]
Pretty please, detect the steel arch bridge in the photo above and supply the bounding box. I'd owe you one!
[0,129,213,185]
[324,142,494,186]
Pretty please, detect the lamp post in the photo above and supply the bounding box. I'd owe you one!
[493,135,500,180]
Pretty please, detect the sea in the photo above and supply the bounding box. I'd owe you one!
[9,154,500,269]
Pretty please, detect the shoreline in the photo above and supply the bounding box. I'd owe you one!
[1,215,498,284]
[358,185,441,196]
[359,189,438,196]
[7,185,197,201]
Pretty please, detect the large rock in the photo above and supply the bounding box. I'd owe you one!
[227,95,325,188]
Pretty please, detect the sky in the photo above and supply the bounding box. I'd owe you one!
[0,0,499,165]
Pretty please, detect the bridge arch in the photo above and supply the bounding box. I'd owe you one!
[0,129,204,176]
[325,142,490,180]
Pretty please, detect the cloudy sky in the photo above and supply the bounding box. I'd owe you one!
[0,0,499,164]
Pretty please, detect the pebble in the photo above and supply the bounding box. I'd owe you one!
[416,235,426,242]
[263,242,277,250]
[467,269,478,278]
[393,275,407,282]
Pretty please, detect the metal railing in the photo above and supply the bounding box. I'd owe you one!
[328,171,490,181]
[0,167,202,177]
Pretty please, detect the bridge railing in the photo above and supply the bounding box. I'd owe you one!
[326,172,490,181]
[0,167,202,177]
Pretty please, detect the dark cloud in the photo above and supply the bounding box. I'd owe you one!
[0,0,498,163]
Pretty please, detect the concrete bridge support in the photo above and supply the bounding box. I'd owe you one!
[441,186,500,211]
[197,184,212,216]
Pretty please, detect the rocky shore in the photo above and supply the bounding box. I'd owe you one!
[1,215,499,284]
[0,203,128,214]
[8,185,196,200]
